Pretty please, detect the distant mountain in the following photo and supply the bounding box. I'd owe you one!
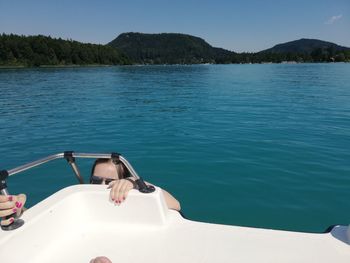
[108,32,234,64]
[1,33,349,67]
[109,33,350,64]
[261,38,350,54]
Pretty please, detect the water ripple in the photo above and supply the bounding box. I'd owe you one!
[0,64,349,232]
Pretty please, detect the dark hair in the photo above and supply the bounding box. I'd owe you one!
[89,158,130,183]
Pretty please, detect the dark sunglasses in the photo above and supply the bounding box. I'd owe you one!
[90,175,115,185]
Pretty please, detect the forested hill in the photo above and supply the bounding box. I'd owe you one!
[254,38,350,63]
[0,34,131,67]
[1,33,350,67]
[261,39,350,54]
[108,33,350,64]
[108,32,234,64]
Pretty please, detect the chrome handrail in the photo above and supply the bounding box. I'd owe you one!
[0,151,155,231]
[7,153,64,176]
[5,152,140,179]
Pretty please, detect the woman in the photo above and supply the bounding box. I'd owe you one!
[90,158,181,211]
[0,158,181,226]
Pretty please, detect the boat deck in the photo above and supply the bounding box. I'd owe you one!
[0,185,349,263]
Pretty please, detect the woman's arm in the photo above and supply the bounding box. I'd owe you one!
[160,188,181,211]
[108,179,181,211]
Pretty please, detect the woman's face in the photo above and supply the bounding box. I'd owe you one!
[92,160,120,184]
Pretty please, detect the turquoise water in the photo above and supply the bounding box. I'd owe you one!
[0,64,349,232]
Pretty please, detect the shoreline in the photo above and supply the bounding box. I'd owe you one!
[0,61,348,69]
[0,64,116,69]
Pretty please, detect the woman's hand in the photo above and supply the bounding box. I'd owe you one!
[0,194,26,226]
[108,179,135,204]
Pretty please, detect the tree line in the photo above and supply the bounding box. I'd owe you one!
[190,48,350,64]
[226,49,350,64]
[0,34,131,67]
[1,33,349,67]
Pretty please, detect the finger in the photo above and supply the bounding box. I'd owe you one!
[119,182,128,202]
[121,181,133,202]
[15,201,24,217]
[123,182,133,201]
[115,181,124,204]
[110,181,121,202]
[15,194,26,216]
[0,207,17,218]
[120,180,131,203]
[5,195,22,208]
[0,201,15,210]
[1,216,14,226]
[0,195,14,202]
[110,182,118,201]
[6,194,25,217]
[17,194,26,207]
[117,180,129,203]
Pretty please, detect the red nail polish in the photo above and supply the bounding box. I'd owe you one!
[8,196,13,201]
[15,202,22,208]
[10,218,14,223]
[13,208,17,213]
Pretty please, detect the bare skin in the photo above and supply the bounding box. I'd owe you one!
[90,256,112,263]
[93,160,181,211]
[0,194,26,226]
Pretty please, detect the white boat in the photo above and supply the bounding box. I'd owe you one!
[1,152,349,263]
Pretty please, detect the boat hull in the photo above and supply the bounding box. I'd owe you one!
[0,185,349,263]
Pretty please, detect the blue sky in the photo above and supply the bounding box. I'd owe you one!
[0,0,349,52]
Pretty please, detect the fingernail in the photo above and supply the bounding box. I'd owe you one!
[15,202,22,208]
[10,218,14,223]
[13,208,17,213]
[8,196,13,201]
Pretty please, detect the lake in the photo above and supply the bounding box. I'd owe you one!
[0,64,349,232]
